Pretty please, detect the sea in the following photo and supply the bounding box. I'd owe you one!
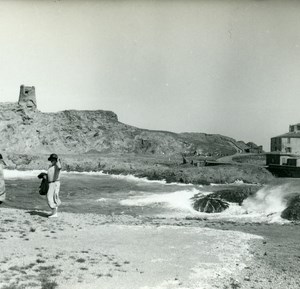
[2,170,300,224]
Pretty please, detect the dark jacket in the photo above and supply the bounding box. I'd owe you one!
[38,172,49,195]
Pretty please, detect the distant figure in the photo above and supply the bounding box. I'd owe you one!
[0,154,7,204]
[46,153,62,217]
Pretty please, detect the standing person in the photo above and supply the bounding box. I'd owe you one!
[47,153,62,218]
[0,154,7,204]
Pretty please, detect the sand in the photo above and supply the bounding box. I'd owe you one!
[0,208,300,289]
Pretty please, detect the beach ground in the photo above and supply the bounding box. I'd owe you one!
[0,208,300,289]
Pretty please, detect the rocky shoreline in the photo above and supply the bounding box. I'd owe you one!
[4,153,274,186]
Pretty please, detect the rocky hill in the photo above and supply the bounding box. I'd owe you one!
[0,89,273,184]
[0,101,255,158]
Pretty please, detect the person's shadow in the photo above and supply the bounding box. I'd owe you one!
[26,210,49,218]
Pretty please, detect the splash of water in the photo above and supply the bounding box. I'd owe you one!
[4,169,44,179]
[120,188,201,212]
[240,181,300,223]
[242,184,289,215]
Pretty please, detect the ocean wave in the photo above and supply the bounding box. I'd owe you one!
[210,179,257,186]
[96,198,109,202]
[108,174,167,184]
[3,169,195,187]
[63,170,106,176]
[3,169,107,179]
[4,169,45,179]
[120,188,201,212]
[120,182,294,223]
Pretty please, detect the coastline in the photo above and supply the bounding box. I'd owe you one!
[1,208,300,289]
[4,153,274,185]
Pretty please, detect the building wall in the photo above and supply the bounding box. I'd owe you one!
[271,137,282,151]
[266,154,281,165]
[18,85,37,109]
[271,137,300,154]
[289,124,300,133]
[281,137,300,154]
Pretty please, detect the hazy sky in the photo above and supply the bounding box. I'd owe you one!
[1,0,300,151]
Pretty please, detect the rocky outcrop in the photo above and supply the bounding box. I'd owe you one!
[281,195,300,221]
[192,195,229,213]
[208,186,261,205]
[0,99,260,158]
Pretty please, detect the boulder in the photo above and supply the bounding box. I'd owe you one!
[281,195,300,221]
[209,186,260,205]
[192,195,229,213]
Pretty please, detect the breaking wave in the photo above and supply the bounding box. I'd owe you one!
[120,180,300,223]
[120,188,200,212]
[4,169,44,179]
[3,169,195,186]
[5,170,299,223]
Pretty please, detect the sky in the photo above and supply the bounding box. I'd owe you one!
[1,0,300,151]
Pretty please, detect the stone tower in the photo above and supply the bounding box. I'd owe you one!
[18,85,37,109]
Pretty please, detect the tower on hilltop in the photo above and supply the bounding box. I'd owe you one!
[18,85,37,109]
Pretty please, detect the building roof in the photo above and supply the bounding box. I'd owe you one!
[272,132,300,139]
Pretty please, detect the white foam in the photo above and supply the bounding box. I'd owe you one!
[3,169,107,179]
[4,169,45,179]
[241,184,292,223]
[119,182,294,223]
[242,185,288,215]
[62,170,106,176]
[109,173,167,184]
[210,180,256,186]
[120,188,201,212]
[95,198,108,202]
[109,173,195,186]
[3,169,195,187]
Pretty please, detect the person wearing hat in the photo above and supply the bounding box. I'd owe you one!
[0,154,7,204]
[46,153,62,217]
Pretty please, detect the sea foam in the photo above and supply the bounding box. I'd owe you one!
[4,169,44,179]
[120,188,200,212]
[3,169,195,187]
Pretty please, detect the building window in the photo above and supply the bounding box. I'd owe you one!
[291,126,295,132]
[287,137,291,144]
[286,147,291,153]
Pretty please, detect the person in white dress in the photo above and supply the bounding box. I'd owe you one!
[0,154,7,204]
[46,153,62,217]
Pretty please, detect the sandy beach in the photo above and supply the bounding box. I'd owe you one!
[1,208,299,289]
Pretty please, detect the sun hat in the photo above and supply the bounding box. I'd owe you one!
[48,153,58,161]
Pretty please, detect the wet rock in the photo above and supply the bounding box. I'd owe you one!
[281,195,300,221]
[209,186,260,205]
[192,196,229,213]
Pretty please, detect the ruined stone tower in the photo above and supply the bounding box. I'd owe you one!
[18,85,37,109]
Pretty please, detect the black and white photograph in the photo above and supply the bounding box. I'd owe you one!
[0,0,300,288]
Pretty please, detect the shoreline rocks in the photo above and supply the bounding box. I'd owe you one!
[192,196,229,213]
[281,195,300,221]
[3,153,274,186]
